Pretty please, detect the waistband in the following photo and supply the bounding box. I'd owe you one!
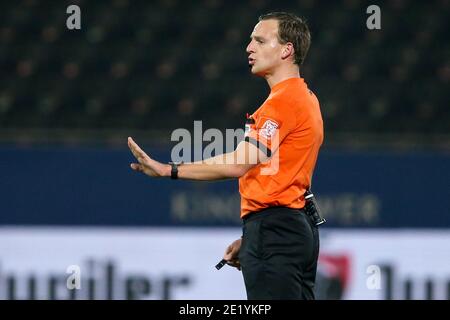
[242,206,305,223]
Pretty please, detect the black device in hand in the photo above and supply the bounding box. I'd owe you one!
[215,259,227,270]
[304,189,326,226]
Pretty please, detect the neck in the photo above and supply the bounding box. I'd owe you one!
[265,64,300,89]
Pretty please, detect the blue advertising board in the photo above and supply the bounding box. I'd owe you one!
[0,145,449,228]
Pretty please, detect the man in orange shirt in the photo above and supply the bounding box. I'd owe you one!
[128,12,323,299]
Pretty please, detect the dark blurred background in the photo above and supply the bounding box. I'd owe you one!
[0,0,448,148]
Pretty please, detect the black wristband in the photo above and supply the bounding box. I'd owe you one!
[169,161,183,179]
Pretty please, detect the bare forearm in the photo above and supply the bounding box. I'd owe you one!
[177,163,240,180]
[177,151,249,180]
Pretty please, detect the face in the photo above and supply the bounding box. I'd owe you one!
[246,19,286,77]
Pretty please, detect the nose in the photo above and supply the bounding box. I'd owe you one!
[246,40,254,54]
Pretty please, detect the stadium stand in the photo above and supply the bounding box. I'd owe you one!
[0,0,448,146]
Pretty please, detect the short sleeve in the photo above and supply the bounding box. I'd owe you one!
[244,102,296,156]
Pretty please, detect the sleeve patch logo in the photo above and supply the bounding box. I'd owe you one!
[259,119,278,139]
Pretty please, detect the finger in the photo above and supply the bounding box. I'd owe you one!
[130,163,143,172]
[130,139,147,157]
[128,137,149,160]
[226,258,240,266]
[223,250,234,260]
[226,261,236,267]
[226,260,241,270]
[232,260,241,270]
[128,137,144,159]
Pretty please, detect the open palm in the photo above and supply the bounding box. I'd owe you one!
[128,137,169,177]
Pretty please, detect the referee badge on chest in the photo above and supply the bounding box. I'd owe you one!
[259,119,278,139]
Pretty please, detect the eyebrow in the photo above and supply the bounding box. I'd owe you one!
[250,35,265,41]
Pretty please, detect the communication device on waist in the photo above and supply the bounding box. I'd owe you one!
[304,189,326,227]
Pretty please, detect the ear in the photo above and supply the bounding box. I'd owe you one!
[281,42,295,60]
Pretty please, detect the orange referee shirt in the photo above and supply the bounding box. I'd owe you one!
[239,77,324,218]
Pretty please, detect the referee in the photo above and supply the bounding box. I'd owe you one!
[128,12,323,300]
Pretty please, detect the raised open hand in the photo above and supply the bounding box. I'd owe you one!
[128,137,170,178]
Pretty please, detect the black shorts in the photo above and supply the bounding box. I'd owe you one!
[239,206,320,300]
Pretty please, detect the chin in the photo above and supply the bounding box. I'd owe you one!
[250,66,265,77]
[254,70,266,78]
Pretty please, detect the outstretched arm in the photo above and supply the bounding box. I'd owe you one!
[128,137,268,180]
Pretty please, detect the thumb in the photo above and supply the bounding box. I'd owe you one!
[224,246,233,260]
[130,163,143,171]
